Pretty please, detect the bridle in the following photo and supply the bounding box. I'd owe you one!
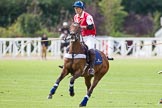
[64,22,86,68]
[69,22,81,42]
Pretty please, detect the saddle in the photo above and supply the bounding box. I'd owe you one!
[82,43,102,65]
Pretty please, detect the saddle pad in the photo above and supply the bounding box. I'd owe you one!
[95,50,102,65]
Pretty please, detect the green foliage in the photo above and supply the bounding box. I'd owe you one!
[99,0,128,36]
[0,0,31,27]
[0,27,8,37]
[18,14,41,36]
[110,31,123,37]
[1,0,162,37]
[7,21,23,37]
[152,11,161,33]
[122,0,162,15]
[36,28,59,38]
[121,0,162,37]
[0,22,23,38]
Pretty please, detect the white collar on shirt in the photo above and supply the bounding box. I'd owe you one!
[76,11,85,18]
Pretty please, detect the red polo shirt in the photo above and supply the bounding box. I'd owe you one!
[74,11,96,36]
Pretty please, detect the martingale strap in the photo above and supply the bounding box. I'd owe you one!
[64,53,86,59]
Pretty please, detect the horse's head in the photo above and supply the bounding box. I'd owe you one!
[69,22,80,42]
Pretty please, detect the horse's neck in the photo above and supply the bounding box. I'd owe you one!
[69,41,84,54]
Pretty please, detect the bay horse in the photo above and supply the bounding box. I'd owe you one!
[47,22,110,107]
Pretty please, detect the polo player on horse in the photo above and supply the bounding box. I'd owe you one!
[73,1,96,75]
[48,1,112,107]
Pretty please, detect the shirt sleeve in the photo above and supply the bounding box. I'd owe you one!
[86,15,94,25]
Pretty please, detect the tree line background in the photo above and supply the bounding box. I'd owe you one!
[0,0,162,38]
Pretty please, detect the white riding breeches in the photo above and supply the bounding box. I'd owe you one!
[80,35,96,49]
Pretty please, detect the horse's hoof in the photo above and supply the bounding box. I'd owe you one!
[70,92,75,97]
[79,104,86,107]
[79,96,88,107]
[47,94,52,99]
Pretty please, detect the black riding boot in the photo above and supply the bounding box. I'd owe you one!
[88,49,96,76]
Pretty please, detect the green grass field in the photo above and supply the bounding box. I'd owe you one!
[0,58,162,108]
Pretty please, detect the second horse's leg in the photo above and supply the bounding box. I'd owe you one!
[48,70,68,99]
[69,72,81,97]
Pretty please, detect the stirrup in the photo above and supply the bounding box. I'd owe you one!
[88,68,94,76]
[47,94,53,99]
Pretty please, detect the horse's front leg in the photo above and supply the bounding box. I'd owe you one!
[48,69,68,99]
[69,71,81,97]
